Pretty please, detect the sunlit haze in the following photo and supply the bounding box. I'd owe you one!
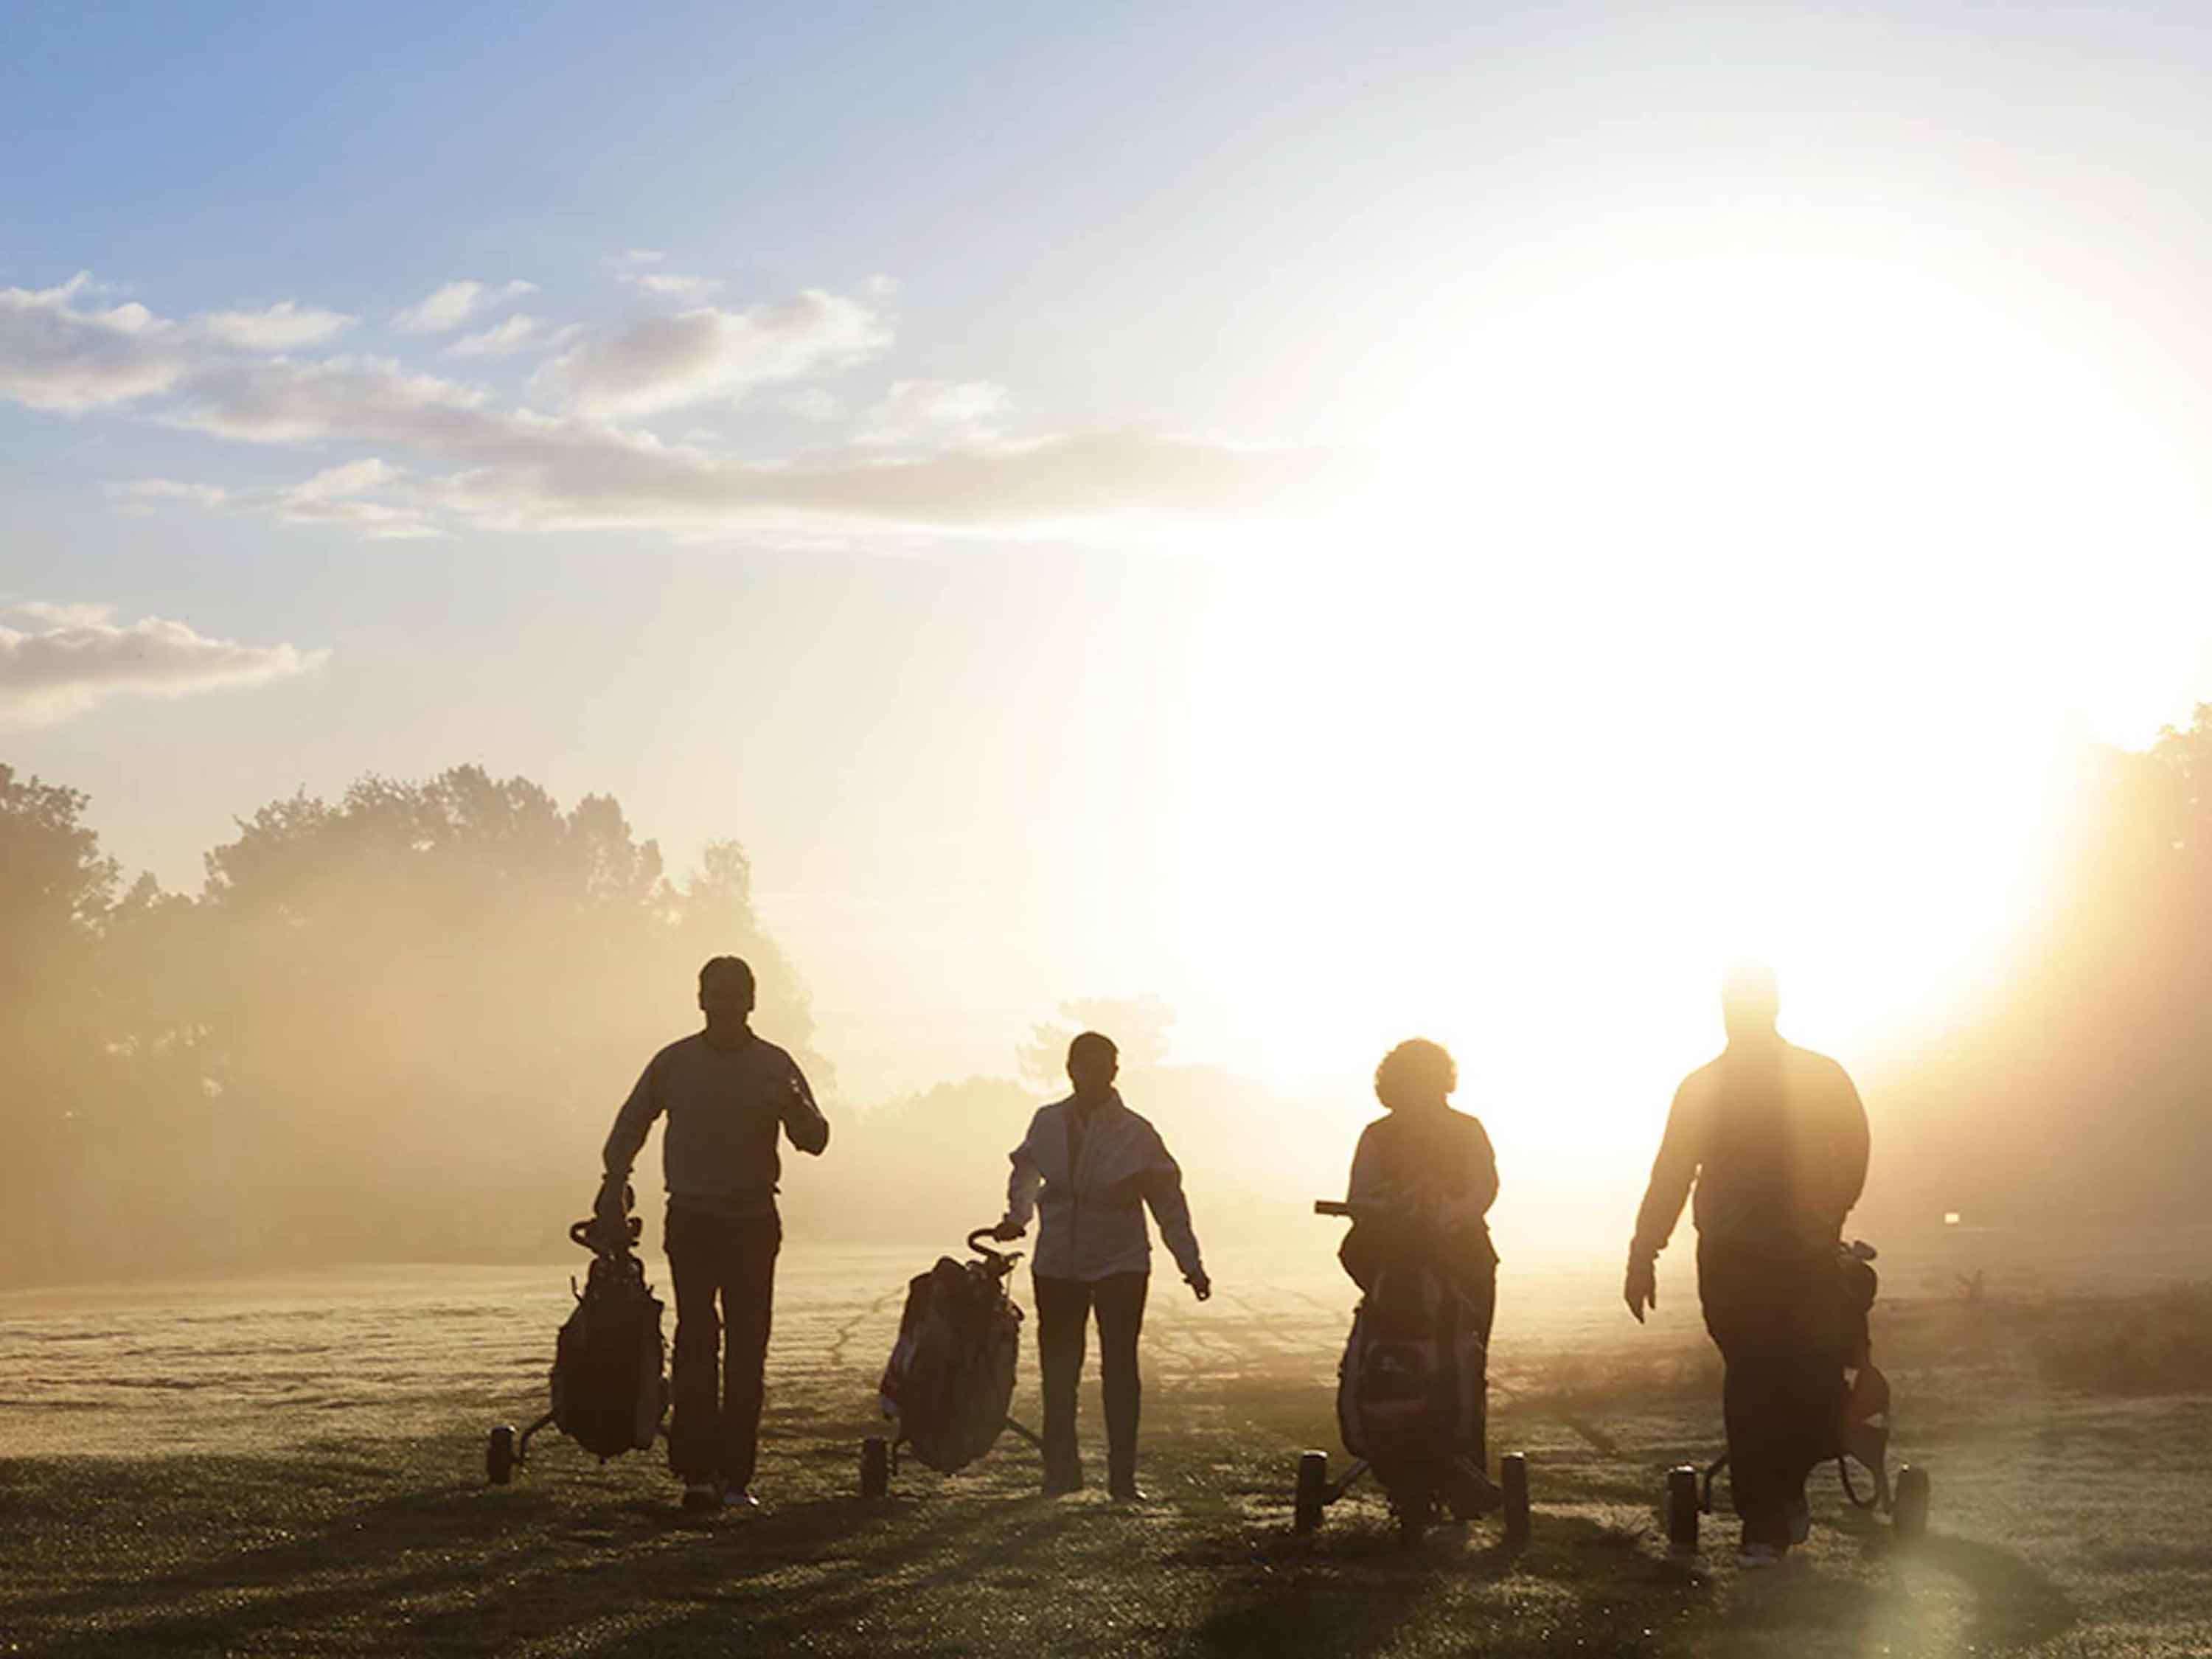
[10,1,2212,1237]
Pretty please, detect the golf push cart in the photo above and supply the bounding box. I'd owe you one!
[486,1187,668,1485]
[861,1225,1041,1496]
[1295,1198,1531,1547]
[1663,1239,1930,1551]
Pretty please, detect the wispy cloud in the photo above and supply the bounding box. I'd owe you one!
[4,267,1354,545]
[391,279,535,335]
[0,604,327,726]
[858,379,1011,447]
[540,290,889,418]
[627,271,723,302]
[447,314,546,358]
[0,273,188,412]
[198,301,356,351]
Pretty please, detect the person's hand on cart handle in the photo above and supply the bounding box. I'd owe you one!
[990,1219,1026,1242]
[1623,1253,1657,1324]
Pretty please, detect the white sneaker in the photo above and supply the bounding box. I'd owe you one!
[1736,1543,1784,1569]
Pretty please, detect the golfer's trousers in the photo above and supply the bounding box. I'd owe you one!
[1698,1235,1846,1547]
[665,1206,780,1488]
[1034,1270,1148,1488]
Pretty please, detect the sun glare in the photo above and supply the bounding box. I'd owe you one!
[1158,206,2203,1195]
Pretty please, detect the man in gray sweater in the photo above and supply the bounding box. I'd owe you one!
[598,955,830,1512]
[1623,963,1870,1565]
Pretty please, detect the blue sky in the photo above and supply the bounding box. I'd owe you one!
[11,1,2212,1117]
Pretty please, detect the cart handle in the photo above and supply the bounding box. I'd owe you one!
[967,1225,1020,1256]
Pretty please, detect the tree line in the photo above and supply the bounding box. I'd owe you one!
[8,710,2209,1287]
[0,763,819,1285]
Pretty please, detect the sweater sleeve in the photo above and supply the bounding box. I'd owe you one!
[1002,1111,1044,1232]
[1141,1128,1206,1282]
[780,1054,830,1156]
[1630,1079,1703,1265]
[602,1054,664,1180]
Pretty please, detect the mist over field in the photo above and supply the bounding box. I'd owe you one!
[8,707,2212,1290]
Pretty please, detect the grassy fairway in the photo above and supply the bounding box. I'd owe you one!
[2,1259,2208,1655]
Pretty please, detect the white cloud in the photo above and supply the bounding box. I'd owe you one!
[391,279,535,335]
[0,273,188,411]
[0,268,1357,546]
[198,301,355,351]
[858,379,1011,447]
[272,457,436,538]
[0,608,327,726]
[170,354,490,444]
[542,290,889,418]
[627,271,723,302]
[448,314,545,358]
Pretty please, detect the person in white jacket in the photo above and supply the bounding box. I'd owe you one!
[993,1030,1211,1500]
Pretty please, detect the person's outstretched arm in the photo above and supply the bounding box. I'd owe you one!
[780,1057,830,1156]
[1624,1081,1702,1321]
[997,1112,1043,1239]
[598,1054,666,1213]
[1141,1130,1210,1299]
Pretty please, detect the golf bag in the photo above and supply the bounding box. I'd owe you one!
[878,1234,1024,1474]
[1336,1251,1486,1470]
[551,1216,669,1460]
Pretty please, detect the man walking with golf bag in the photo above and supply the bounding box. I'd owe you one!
[598,955,830,1513]
[1623,963,1869,1566]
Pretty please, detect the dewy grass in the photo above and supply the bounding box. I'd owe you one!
[3,1262,2211,1655]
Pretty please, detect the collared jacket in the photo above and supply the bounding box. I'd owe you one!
[602,1030,829,1221]
[1630,1033,1869,1265]
[1001,1090,1206,1283]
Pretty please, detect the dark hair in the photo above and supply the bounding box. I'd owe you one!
[698,956,755,993]
[1067,1031,1118,1068]
[1374,1038,1455,1110]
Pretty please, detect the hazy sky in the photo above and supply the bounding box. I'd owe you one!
[10,1,2212,1139]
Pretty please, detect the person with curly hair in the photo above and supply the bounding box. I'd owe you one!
[1340,1037,1501,1512]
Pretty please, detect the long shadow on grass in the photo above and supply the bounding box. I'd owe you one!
[1190,1511,1711,1658]
[7,1475,577,1657]
[545,1497,1107,1657]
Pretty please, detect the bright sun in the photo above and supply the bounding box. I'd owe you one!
[1154,206,2208,1197]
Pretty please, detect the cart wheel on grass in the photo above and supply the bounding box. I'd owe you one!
[487,1425,515,1486]
[1501,1452,1530,1543]
[1293,1450,1328,1535]
[1666,1464,1700,1551]
[860,1436,890,1499]
[1892,1464,1930,1541]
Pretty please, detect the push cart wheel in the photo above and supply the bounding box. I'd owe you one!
[487,1425,516,1486]
[860,1436,890,1499]
[1293,1450,1328,1535]
[1892,1464,1930,1541]
[1501,1452,1530,1543]
[1666,1464,1700,1551]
